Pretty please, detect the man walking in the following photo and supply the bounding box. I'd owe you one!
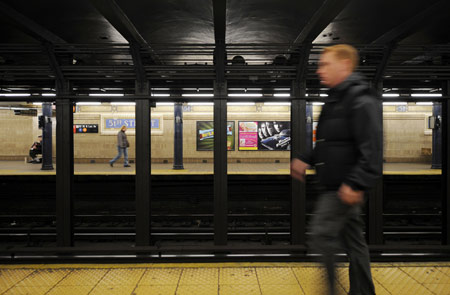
[291,44,382,295]
[109,125,131,167]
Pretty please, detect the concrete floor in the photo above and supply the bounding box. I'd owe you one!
[0,161,441,176]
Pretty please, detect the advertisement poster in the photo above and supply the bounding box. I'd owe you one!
[238,121,258,150]
[196,121,235,151]
[239,121,291,151]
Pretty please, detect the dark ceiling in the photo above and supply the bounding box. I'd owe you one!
[0,0,449,95]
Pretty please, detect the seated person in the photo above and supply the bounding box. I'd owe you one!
[28,135,42,163]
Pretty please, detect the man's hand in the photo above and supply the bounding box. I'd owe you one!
[338,183,364,205]
[291,158,308,182]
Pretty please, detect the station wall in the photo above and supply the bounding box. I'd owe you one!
[0,104,433,163]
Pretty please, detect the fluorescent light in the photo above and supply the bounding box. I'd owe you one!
[228,93,262,97]
[415,102,433,105]
[89,93,124,97]
[152,93,170,97]
[0,93,31,97]
[41,93,56,97]
[383,102,407,105]
[156,102,175,106]
[274,88,290,91]
[187,102,214,106]
[181,94,214,97]
[382,93,400,97]
[227,102,255,106]
[273,93,290,97]
[319,94,328,97]
[76,102,101,106]
[313,102,325,106]
[33,103,42,106]
[264,102,291,106]
[110,102,136,105]
[411,93,442,97]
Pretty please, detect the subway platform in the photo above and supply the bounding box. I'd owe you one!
[0,161,442,176]
[1,262,450,295]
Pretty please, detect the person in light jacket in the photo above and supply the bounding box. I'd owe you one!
[291,44,382,295]
[109,125,131,167]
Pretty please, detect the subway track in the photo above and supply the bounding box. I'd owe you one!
[0,174,443,248]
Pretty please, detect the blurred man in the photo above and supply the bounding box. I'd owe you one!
[291,44,382,295]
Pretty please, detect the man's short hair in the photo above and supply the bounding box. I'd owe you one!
[323,44,359,71]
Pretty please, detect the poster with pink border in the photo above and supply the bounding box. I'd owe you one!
[238,121,258,150]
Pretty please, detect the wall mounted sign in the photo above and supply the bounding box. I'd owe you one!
[100,114,163,135]
[73,124,98,133]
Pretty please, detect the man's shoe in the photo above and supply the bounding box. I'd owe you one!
[110,162,113,167]
[124,164,131,167]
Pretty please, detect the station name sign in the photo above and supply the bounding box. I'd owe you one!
[100,114,163,135]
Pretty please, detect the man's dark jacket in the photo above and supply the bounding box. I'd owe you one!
[297,73,383,191]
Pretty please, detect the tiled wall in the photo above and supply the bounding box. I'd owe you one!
[0,104,434,163]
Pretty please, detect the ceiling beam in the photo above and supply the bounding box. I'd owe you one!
[293,0,352,44]
[89,0,160,64]
[0,2,66,44]
[372,0,450,44]
[212,0,227,83]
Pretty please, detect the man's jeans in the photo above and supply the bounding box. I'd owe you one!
[110,146,129,166]
[309,191,375,295]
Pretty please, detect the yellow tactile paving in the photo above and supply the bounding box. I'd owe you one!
[260,284,305,295]
[133,285,178,295]
[373,284,392,295]
[381,283,435,295]
[46,285,93,295]
[0,263,449,295]
[178,268,219,285]
[255,268,298,285]
[56,268,108,285]
[437,266,450,277]
[219,284,261,295]
[175,284,218,295]
[423,283,450,295]
[300,283,346,295]
[219,267,258,285]
[2,286,51,295]
[139,268,182,285]
[292,267,327,285]
[14,269,70,287]
[372,267,417,285]
[0,269,34,293]
[89,284,136,295]
[96,268,145,286]
[400,267,450,284]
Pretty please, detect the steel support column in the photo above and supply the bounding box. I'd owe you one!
[135,82,151,246]
[55,97,74,246]
[41,102,54,170]
[214,80,227,246]
[442,81,450,245]
[173,102,184,170]
[290,84,307,245]
[432,103,442,169]
[368,85,384,245]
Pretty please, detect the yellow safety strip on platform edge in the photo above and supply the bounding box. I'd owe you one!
[1,262,449,270]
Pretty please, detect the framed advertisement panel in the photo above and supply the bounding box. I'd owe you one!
[238,121,291,151]
[196,121,235,151]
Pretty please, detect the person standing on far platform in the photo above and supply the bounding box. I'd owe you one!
[109,125,131,167]
[291,44,382,295]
